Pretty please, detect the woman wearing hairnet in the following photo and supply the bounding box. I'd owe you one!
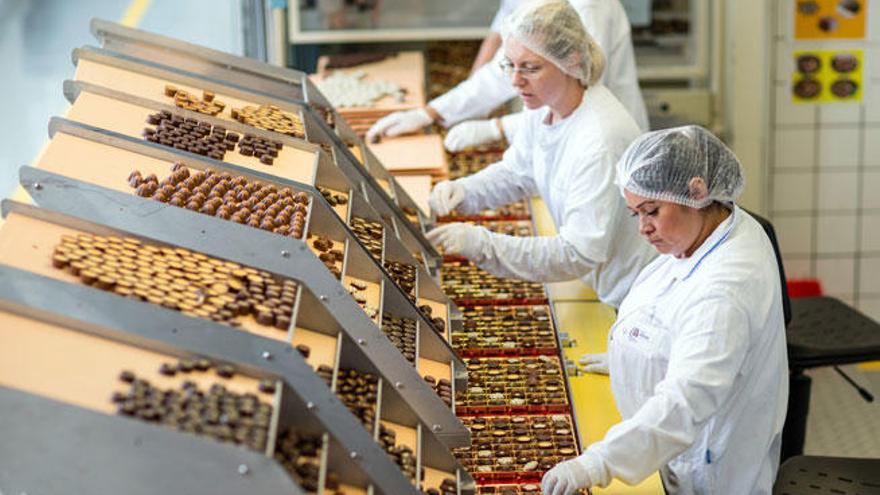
[365,0,648,150]
[542,126,789,495]
[425,0,655,308]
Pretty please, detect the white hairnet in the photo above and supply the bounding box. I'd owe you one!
[501,0,606,86]
[616,125,745,209]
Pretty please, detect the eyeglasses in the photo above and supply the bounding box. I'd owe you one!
[499,60,544,78]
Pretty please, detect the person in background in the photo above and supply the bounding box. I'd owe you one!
[542,126,788,495]
[425,0,655,309]
[366,0,648,150]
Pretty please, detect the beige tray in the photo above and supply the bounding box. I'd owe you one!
[392,174,432,217]
[313,52,426,112]
[0,309,268,417]
[65,91,317,185]
[0,212,290,343]
[366,134,447,174]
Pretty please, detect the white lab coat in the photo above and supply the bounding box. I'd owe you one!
[431,0,649,132]
[580,206,789,493]
[454,84,656,308]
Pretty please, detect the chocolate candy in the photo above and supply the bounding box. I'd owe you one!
[383,260,416,301]
[441,259,546,302]
[165,87,226,116]
[454,414,580,479]
[51,233,298,330]
[113,365,272,453]
[127,163,309,240]
[382,313,417,363]
[457,356,568,413]
[231,103,305,139]
[334,368,379,430]
[273,427,331,493]
[448,149,505,180]
[350,216,383,262]
[453,305,557,354]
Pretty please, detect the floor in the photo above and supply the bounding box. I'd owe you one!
[0,0,877,474]
[0,0,242,200]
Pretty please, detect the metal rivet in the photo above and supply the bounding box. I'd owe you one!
[281,250,290,258]
[238,464,249,475]
[432,424,442,432]
[306,401,315,410]
[33,183,42,191]
[261,351,273,360]
[349,451,358,459]
[395,381,403,389]
[319,295,328,301]
[357,338,366,346]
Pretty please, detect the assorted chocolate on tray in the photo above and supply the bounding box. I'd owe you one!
[129,163,309,238]
[453,305,557,357]
[456,356,569,415]
[51,233,298,329]
[441,259,547,303]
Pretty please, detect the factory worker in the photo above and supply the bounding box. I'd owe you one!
[365,0,648,150]
[425,0,656,308]
[542,126,788,495]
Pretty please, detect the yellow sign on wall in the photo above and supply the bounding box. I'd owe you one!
[792,49,863,103]
[795,0,867,39]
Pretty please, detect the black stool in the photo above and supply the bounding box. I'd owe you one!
[783,297,880,460]
[773,455,880,494]
[747,211,880,461]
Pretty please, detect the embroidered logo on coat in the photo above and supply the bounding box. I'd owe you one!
[627,327,650,342]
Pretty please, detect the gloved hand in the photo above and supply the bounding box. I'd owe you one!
[542,457,594,495]
[365,108,433,142]
[428,180,467,217]
[426,223,490,260]
[579,353,609,375]
[443,119,503,152]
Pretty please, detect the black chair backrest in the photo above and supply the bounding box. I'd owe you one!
[744,209,792,327]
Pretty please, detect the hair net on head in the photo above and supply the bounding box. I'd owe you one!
[616,125,745,209]
[501,0,606,86]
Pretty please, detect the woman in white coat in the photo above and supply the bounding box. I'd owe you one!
[365,0,649,149]
[425,0,655,308]
[542,126,789,494]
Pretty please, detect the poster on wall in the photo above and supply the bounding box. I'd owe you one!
[792,49,863,103]
[795,0,867,39]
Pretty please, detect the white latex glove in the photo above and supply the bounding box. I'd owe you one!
[428,180,466,217]
[443,119,503,152]
[542,458,594,495]
[579,352,609,375]
[365,108,433,142]
[425,223,490,260]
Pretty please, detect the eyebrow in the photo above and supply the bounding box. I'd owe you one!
[629,200,657,211]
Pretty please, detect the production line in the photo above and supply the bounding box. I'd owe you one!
[0,18,659,495]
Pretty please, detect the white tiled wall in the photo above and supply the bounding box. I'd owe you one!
[815,257,856,297]
[863,127,880,167]
[775,128,816,168]
[816,215,858,254]
[776,216,814,255]
[818,127,861,168]
[859,257,880,294]
[861,215,880,251]
[772,171,815,211]
[817,172,859,210]
[770,3,878,318]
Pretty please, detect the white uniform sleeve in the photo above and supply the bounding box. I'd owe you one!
[463,145,623,282]
[604,30,650,131]
[580,290,751,487]
[428,52,518,126]
[454,126,538,214]
[489,0,518,32]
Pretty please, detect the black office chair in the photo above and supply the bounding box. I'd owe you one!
[747,211,880,461]
[773,455,880,494]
